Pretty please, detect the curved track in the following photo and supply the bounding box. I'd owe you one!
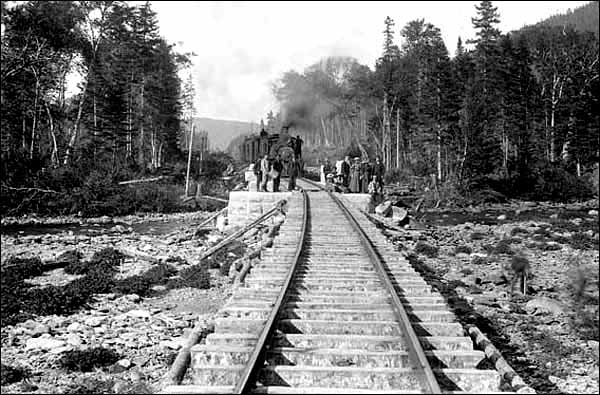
[164,178,517,394]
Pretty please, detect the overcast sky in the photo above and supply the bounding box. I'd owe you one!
[148,1,588,123]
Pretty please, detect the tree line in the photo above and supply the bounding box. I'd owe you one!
[1,1,193,184]
[268,1,599,200]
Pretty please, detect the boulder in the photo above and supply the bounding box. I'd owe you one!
[216,215,227,233]
[126,309,151,319]
[25,337,66,351]
[375,201,393,217]
[525,297,565,316]
[391,207,409,225]
[589,209,599,216]
[497,214,507,220]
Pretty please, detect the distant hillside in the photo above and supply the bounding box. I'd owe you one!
[191,117,258,151]
[533,1,598,36]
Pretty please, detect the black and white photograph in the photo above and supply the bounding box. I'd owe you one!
[1,1,598,394]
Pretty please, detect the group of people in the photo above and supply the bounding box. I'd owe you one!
[321,155,385,196]
[252,154,302,192]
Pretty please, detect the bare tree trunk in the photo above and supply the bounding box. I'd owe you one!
[44,103,58,167]
[138,82,145,167]
[93,95,98,159]
[29,78,39,159]
[63,77,89,165]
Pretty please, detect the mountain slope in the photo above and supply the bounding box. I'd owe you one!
[191,117,258,151]
[533,1,598,35]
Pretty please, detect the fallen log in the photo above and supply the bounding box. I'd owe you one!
[195,207,227,231]
[197,200,285,262]
[196,195,228,204]
[118,176,167,185]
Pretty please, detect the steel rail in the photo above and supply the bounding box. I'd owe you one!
[300,177,442,394]
[233,189,309,394]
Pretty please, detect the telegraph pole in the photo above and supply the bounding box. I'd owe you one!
[185,122,194,196]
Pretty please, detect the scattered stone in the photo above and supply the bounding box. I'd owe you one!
[65,334,82,347]
[497,214,507,220]
[124,294,141,303]
[159,339,184,350]
[117,359,131,369]
[588,209,598,216]
[66,322,83,332]
[84,316,105,327]
[30,323,50,337]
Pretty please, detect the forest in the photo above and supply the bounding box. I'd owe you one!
[0,1,201,216]
[1,1,599,218]
[263,1,599,203]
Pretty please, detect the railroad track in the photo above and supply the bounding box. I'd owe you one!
[163,178,524,394]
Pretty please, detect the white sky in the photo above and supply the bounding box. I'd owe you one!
[147,1,588,123]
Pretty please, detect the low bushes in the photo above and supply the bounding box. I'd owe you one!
[167,263,210,289]
[58,347,121,372]
[0,364,31,386]
[414,241,439,258]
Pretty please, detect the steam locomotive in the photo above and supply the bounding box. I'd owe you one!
[240,126,296,164]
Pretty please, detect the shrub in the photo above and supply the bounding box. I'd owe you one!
[570,232,599,250]
[0,364,30,385]
[414,241,439,258]
[168,263,210,289]
[3,256,45,279]
[454,245,472,254]
[471,255,489,265]
[64,378,115,395]
[58,347,120,372]
[493,239,514,255]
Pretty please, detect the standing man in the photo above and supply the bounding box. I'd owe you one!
[260,154,270,192]
[253,157,262,192]
[373,156,385,191]
[294,135,303,159]
[272,154,283,192]
[287,157,300,191]
[341,156,351,187]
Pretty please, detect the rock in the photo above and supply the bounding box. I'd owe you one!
[550,213,559,219]
[159,338,185,350]
[25,337,66,351]
[117,359,131,369]
[549,375,560,384]
[84,316,105,327]
[111,225,127,233]
[30,323,50,337]
[375,201,393,217]
[391,207,409,225]
[124,294,141,303]
[589,209,598,216]
[132,356,149,367]
[207,234,223,245]
[126,309,151,319]
[66,322,83,332]
[216,215,227,233]
[497,214,507,220]
[66,333,82,347]
[109,363,127,374]
[525,297,565,316]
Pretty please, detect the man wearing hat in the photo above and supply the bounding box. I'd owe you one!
[349,157,361,193]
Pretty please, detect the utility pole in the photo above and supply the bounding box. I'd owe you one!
[185,122,194,197]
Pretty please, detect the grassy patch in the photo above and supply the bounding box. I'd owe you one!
[414,241,439,258]
[168,263,210,289]
[64,378,115,394]
[0,364,31,386]
[58,347,121,372]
